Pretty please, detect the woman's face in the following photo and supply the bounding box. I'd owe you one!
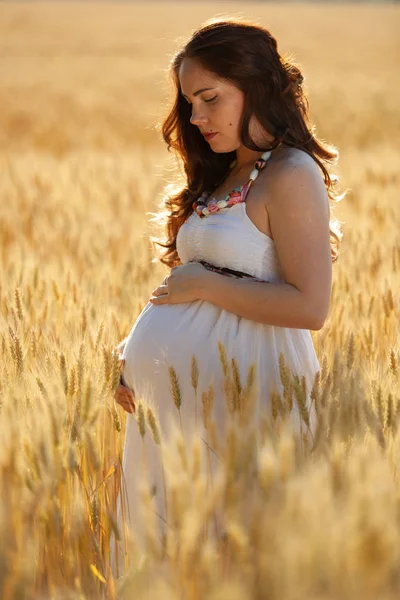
[178,57,249,153]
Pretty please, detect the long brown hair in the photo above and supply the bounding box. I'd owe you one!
[150,17,345,269]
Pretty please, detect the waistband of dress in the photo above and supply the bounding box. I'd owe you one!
[197,260,268,283]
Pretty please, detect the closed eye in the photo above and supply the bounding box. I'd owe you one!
[184,95,217,105]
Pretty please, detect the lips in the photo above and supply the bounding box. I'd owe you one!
[203,132,218,141]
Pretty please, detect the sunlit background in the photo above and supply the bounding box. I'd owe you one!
[1,3,399,599]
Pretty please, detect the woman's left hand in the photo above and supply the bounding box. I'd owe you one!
[149,262,209,305]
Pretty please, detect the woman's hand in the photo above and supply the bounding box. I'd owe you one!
[149,262,209,305]
[115,359,136,414]
[115,383,136,414]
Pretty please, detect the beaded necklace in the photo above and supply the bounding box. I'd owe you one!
[192,149,272,218]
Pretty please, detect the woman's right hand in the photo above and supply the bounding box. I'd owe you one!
[115,360,136,414]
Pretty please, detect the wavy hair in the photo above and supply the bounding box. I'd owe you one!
[150,17,345,269]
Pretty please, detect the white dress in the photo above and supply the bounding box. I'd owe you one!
[109,155,321,577]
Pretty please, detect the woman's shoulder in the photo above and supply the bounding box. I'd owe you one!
[261,147,324,193]
[255,146,327,211]
[269,146,320,175]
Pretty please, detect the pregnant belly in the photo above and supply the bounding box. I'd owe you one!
[120,299,320,426]
[121,299,226,396]
[120,298,273,438]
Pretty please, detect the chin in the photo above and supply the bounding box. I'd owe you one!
[212,142,239,154]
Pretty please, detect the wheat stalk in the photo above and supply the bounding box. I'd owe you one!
[190,354,199,432]
[169,365,183,435]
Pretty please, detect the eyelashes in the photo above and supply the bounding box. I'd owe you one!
[185,95,218,105]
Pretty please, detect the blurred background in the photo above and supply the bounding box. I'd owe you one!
[1,2,398,154]
[0,3,399,599]
[1,2,399,276]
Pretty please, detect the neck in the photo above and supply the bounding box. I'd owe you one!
[234,149,264,172]
[234,139,286,171]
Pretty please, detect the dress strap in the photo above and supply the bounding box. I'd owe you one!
[240,149,272,203]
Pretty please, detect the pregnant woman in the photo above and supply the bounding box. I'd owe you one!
[110,17,342,577]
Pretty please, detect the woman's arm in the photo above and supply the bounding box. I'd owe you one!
[198,274,322,330]
[199,157,333,330]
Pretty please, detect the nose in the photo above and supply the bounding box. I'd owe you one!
[190,109,207,127]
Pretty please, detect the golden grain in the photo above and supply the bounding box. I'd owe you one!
[271,391,280,422]
[347,331,356,370]
[35,377,48,400]
[14,287,23,321]
[95,321,105,348]
[190,355,199,391]
[231,358,242,413]
[218,340,229,378]
[390,349,398,375]
[169,365,182,410]
[190,354,199,431]
[146,406,161,445]
[292,374,310,429]
[85,430,101,470]
[137,402,146,439]
[68,366,77,398]
[112,404,122,433]
[59,352,68,395]
[201,385,214,430]
[0,5,398,597]
[103,344,112,384]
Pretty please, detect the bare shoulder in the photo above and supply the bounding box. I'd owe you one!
[265,146,331,244]
[269,147,324,184]
[261,147,329,212]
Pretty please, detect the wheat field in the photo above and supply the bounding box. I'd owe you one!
[1,2,399,599]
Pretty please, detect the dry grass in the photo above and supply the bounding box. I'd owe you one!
[0,2,399,599]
